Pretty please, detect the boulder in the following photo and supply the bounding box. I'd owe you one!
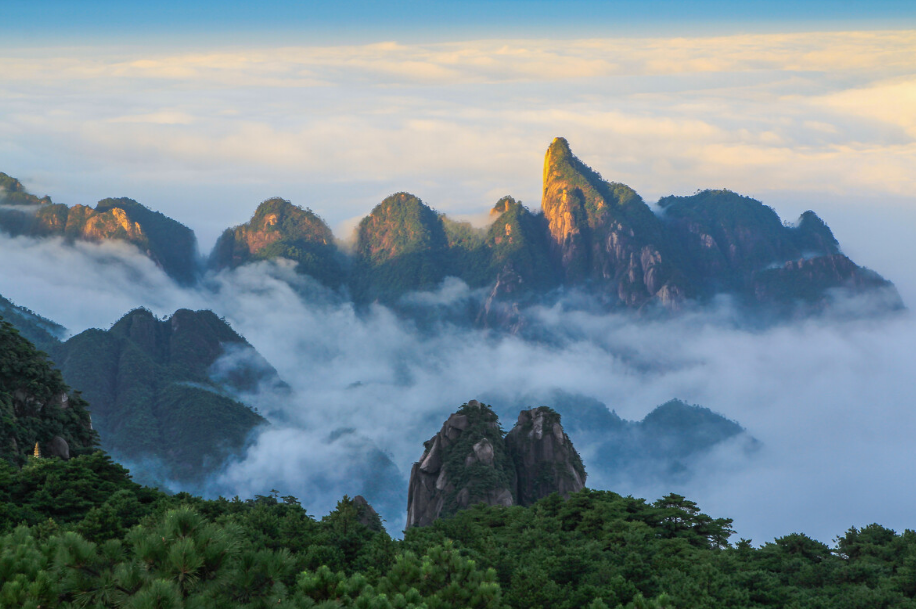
[44,435,70,460]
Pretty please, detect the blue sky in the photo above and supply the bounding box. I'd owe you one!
[4,0,916,45]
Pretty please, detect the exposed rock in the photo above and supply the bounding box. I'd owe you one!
[541,137,688,308]
[407,400,515,528]
[352,495,383,532]
[407,400,586,527]
[505,407,586,506]
[352,192,450,301]
[750,254,903,310]
[45,435,70,460]
[0,188,198,284]
[208,198,341,287]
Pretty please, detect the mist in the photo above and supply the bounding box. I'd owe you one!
[0,229,914,543]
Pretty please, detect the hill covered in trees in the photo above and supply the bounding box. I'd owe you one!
[2,315,916,608]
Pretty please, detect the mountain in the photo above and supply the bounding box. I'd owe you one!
[0,293,66,351]
[352,192,451,301]
[0,317,98,467]
[0,172,52,206]
[208,197,343,287]
[0,176,198,285]
[4,136,903,319]
[542,137,690,307]
[50,308,278,483]
[407,400,585,527]
[491,391,755,487]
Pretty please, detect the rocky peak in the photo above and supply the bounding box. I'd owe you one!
[208,198,339,286]
[407,400,586,528]
[0,192,198,284]
[352,192,450,301]
[541,137,686,308]
[794,210,840,255]
[505,407,586,506]
[0,172,51,206]
[407,400,515,528]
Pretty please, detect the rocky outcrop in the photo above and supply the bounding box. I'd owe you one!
[1,317,98,467]
[541,137,688,309]
[407,400,585,528]
[750,253,902,309]
[209,198,341,287]
[505,407,586,506]
[407,400,516,528]
[45,435,70,460]
[0,185,198,284]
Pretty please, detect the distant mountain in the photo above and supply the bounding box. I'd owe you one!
[208,197,343,287]
[50,308,280,484]
[352,192,452,301]
[3,135,902,319]
[491,391,755,487]
[0,175,197,284]
[0,172,52,206]
[0,317,98,467]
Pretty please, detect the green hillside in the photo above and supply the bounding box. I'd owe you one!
[0,317,97,468]
[51,308,270,483]
[209,198,343,287]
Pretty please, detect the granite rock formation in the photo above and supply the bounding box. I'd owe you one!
[505,406,587,507]
[407,400,585,528]
[0,184,197,285]
[208,198,342,287]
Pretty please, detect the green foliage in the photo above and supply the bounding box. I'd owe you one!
[438,403,516,518]
[51,308,269,484]
[95,198,199,285]
[0,293,65,353]
[485,197,558,290]
[0,317,98,469]
[5,449,916,608]
[0,172,50,206]
[209,197,343,288]
[353,193,450,301]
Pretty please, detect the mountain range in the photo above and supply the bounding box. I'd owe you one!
[1,137,902,321]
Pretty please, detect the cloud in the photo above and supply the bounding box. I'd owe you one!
[0,231,914,542]
[1,29,915,240]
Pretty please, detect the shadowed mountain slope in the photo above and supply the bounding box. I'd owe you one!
[51,308,278,483]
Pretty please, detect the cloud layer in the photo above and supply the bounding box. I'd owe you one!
[0,231,914,542]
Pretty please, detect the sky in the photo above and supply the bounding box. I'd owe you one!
[1,4,914,250]
[1,0,916,540]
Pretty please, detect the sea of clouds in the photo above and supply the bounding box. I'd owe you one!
[0,221,914,542]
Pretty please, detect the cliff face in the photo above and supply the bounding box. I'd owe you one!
[0,185,198,285]
[51,308,278,483]
[407,401,515,528]
[541,137,688,308]
[505,407,586,507]
[407,400,585,528]
[209,198,341,287]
